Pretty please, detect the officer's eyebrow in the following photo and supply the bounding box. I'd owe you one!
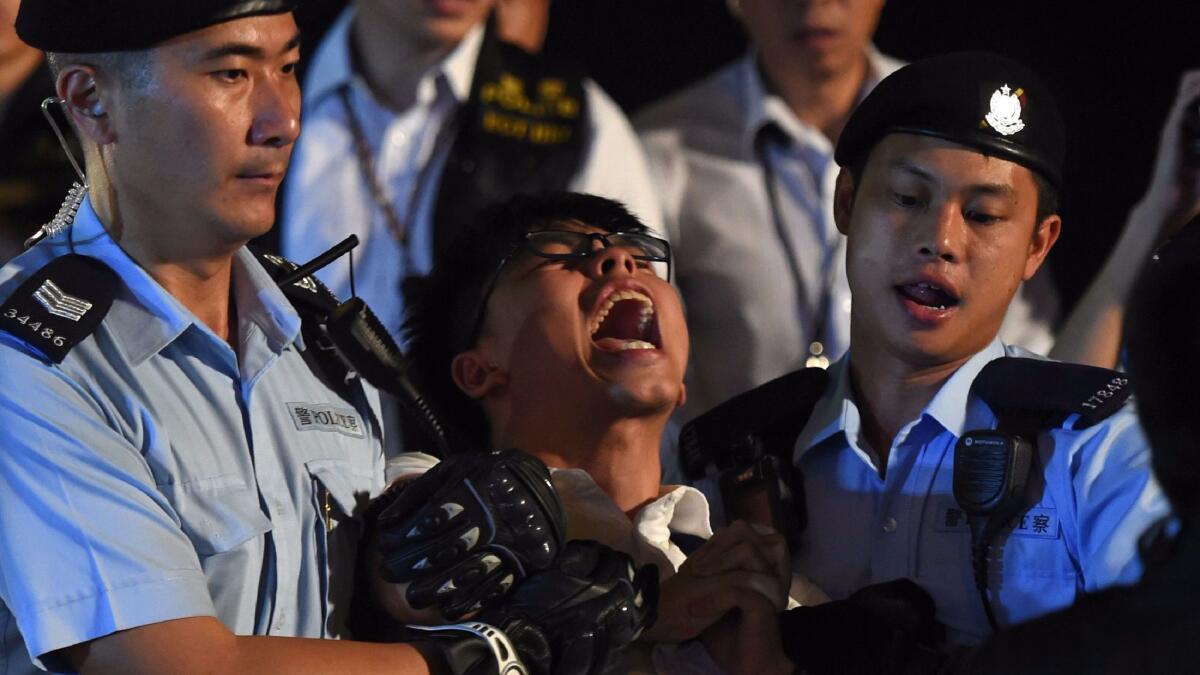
[888,158,1015,197]
[199,32,302,62]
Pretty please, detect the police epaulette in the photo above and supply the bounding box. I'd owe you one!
[253,249,341,320]
[973,357,1132,431]
[0,254,118,363]
[679,367,829,480]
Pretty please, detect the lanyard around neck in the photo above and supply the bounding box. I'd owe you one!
[337,85,411,247]
[754,123,837,369]
[336,83,462,269]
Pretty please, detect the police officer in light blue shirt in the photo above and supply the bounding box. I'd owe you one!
[0,198,386,664]
[0,1,459,672]
[793,339,1159,644]
[804,51,1169,646]
[695,52,1170,664]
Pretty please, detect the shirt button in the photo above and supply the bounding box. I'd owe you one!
[882,517,898,533]
[842,298,852,314]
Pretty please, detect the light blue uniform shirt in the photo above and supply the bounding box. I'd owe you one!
[0,199,385,672]
[792,339,1168,645]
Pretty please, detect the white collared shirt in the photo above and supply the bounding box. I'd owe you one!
[281,7,663,339]
[637,51,1061,420]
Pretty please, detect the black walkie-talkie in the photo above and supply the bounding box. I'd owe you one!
[952,430,1033,631]
[270,236,450,456]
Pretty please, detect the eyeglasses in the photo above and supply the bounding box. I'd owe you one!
[460,229,673,349]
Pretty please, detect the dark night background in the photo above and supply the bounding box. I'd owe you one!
[297,0,1200,312]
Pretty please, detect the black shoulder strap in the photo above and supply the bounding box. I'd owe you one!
[0,254,119,363]
[972,357,1132,436]
[679,367,830,480]
[253,249,341,321]
[430,20,588,257]
[252,248,449,455]
[251,247,360,391]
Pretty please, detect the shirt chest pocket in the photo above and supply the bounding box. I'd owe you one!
[306,459,377,637]
[161,474,273,556]
[306,459,376,527]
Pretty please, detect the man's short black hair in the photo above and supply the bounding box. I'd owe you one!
[404,191,649,452]
[1125,218,1200,519]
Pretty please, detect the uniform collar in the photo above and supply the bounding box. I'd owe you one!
[739,46,897,153]
[922,338,1007,438]
[304,6,484,109]
[795,338,1007,463]
[54,197,301,366]
[229,247,304,354]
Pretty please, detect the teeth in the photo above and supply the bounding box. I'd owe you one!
[618,340,656,351]
[916,281,943,291]
[590,289,655,337]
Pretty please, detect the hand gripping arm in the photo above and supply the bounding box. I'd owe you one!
[369,449,566,619]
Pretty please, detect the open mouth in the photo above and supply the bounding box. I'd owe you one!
[589,289,662,352]
[896,281,960,311]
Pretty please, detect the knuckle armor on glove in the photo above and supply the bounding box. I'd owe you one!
[370,449,567,619]
[480,540,659,675]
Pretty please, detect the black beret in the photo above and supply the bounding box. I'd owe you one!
[836,51,1065,188]
[16,0,296,53]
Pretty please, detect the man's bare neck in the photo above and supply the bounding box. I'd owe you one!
[143,259,237,341]
[91,181,240,343]
[757,51,869,144]
[350,7,458,111]
[848,334,972,472]
[502,414,665,516]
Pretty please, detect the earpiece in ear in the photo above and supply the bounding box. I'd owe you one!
[89,102,105,117]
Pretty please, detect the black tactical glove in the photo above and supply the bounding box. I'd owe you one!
[780,578,946,675]
[480,540,658,675]
[404,540,658,675]
[370,449,566,619]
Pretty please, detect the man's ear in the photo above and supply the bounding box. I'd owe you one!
[675,382,687,409]
[833,168,857,236]
[451,350,509,400]
[57,65,116,145]
[1023,214,1062,281]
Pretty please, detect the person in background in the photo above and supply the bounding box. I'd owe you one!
[279,0,660,339]
[280,0,662,455]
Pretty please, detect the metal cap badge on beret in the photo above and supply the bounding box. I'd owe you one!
[835,51,1065,188]
[16,0,296,53]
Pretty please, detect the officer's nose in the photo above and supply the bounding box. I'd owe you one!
[248,76,300,148]
[584,243,638,279]
[914,202,967,264]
